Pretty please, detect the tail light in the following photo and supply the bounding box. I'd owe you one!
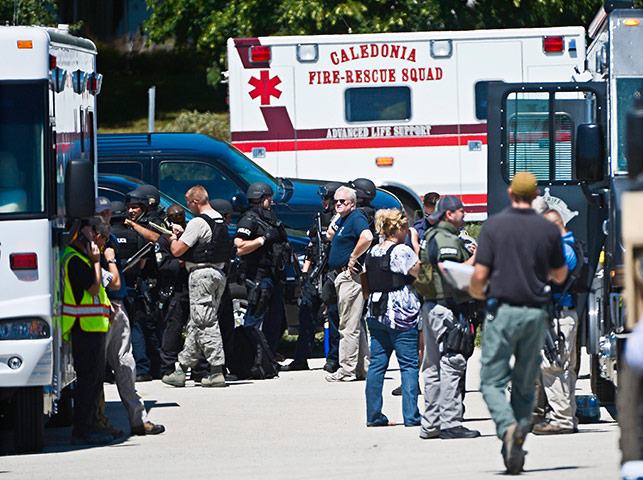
[250,45,271,63]
[49,55,57,69]
[10,253,38,270]
[543,36,564,52]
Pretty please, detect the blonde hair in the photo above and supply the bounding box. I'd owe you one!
[185,185,209,205]
[375,208,408,238]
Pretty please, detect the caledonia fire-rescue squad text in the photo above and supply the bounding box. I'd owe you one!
[309,43,443,85]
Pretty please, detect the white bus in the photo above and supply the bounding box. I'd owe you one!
[0,25,100,452]
[227,27,586,219]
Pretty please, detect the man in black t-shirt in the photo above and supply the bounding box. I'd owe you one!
[470,171,567,475]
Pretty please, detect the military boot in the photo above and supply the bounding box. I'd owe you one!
[201,365,227,388]
[161,363,187,387]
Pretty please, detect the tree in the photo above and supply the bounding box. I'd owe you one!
[0,0,58,26]
[144,0,640,86]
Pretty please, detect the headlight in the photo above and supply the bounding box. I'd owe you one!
[0,319,51,340]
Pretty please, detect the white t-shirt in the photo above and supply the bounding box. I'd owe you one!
[180,209,223,269]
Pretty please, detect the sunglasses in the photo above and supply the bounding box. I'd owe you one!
[335,198,350,205]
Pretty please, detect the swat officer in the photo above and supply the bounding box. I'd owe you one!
[210,198,236,377]
[157,204,190,378]
[349,178,378,239]
[125,187,163,380]
[407,192,440,255]
[282,182,343,371]
[417,195,480,440]
[234,182,289,355]
[110,200,153,382]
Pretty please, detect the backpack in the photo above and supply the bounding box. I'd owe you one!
[228,326,280,380]
[182,213,235,264]
[412,228,440,298]
[555,238,591,306]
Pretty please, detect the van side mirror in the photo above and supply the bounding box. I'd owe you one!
[65,159,95,219]
[575,123,605,182]
[627,90,643,179]
[230,193,250,213]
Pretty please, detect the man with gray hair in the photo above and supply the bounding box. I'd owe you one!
[325,186,372,382]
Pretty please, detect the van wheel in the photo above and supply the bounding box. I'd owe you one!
[382,188,422,221]
[618,359,643,462]
[14,387,45,453]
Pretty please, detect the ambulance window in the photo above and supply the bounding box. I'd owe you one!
[159,161,242,207]
[345,87,411,122]
[475,81,501,120]
[504,90,592,182]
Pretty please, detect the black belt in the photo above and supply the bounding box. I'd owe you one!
[333,266,349,275]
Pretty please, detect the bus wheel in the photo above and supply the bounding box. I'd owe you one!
[14,387,45,453]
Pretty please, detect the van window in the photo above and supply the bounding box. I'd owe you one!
[345,87,411,122]
[98,161,143,180]
[159,161,242,205]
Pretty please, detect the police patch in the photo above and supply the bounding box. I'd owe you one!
[439,247,458,256]
[237,227,251,235]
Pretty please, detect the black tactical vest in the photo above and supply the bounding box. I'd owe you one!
[365,244,414,293]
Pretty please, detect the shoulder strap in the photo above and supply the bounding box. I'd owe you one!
[419,228,440,264]
[553,239,583,306]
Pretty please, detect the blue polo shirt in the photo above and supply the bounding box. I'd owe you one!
[328,210,369,269]
[553,231,578,308]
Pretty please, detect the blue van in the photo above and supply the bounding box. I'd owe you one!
[97,133,403,231]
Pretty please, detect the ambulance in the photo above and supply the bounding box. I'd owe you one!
[227,27,586,219]
[0,25,100,452]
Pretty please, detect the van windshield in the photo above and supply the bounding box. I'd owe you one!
[0,82,46,217]
[225,143,277,191]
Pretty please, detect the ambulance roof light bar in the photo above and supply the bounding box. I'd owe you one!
[543,36,564,52]
[250,45,271,63]
[297,44,318,63]
[430,40,452,59]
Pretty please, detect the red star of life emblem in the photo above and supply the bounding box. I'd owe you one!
[248,71,282,105]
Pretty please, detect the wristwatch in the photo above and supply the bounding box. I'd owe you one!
[108,258,118,264]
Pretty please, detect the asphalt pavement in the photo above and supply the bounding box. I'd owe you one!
[0,348,620,479]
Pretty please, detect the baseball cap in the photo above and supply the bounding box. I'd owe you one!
[95,196,112,213]
[428,195,464,222]
[510,171,538,198]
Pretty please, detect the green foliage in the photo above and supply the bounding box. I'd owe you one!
[0,0,57,26]
[160,110,230,139]
[144,0,621,87]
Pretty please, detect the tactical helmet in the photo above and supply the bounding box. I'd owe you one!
[125,189,147,206]
[349,178,377,201]
[317,181,344,198]
[246,182,274,200]
[210,199,233,216]
[111,201,127,220]
[135,184,160,207]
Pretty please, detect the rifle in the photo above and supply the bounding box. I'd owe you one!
[307,213,330,296]
[122,241,154,274]
[543,301,565,368]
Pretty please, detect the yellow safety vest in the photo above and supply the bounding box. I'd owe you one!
[61,246,110,340]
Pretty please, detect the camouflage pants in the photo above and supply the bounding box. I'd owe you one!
[178,267,226,368]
